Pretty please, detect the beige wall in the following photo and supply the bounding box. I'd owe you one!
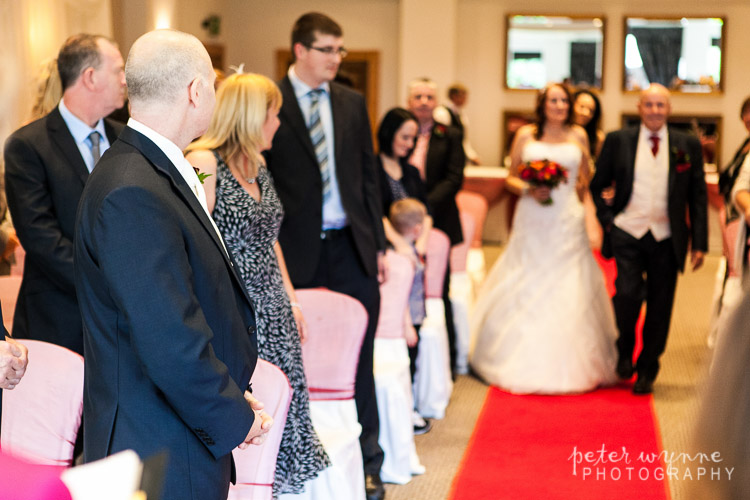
[458,0,750,166]
[110,0,750,165]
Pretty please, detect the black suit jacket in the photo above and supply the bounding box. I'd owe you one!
[265,77,385,284]
[3,108,123,354]
[75,127,257,500]
[424,123,465,245]
[591,125,708,271]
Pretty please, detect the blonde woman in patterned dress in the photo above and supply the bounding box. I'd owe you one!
[185,71,329,497]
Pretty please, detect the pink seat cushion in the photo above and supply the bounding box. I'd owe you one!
[231,359,293,491]
[376,251,415,339]
[1,340,84,466]
[297,289,368,401]
[456,190,488,247]
[0,452,71,499]
[424,229,450,298]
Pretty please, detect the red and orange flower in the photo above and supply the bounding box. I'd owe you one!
[518,159,568,205]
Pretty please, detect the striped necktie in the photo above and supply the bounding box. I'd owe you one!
[308,89,331,202]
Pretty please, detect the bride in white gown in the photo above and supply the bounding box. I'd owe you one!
[469,83,617,394]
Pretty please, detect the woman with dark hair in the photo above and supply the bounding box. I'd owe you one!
[376,107,434,434]
[720,96,750,223]
[572,89,606,249]
[572,89,605,158]
[376,107,433,256]
[469,83,617,394]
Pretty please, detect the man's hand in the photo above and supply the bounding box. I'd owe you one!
[377,251,388,284]
[690,250,705,271]
[238,391,273,448]
[0,337,28,390]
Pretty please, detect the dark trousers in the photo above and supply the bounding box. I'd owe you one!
[408,324,421,383]
[611,228,678,380]
[443,261,457,378]
[297,227,384,475]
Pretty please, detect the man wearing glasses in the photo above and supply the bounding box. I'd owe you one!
[265,11,387,500]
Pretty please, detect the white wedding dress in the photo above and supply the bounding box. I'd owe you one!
[469,140,618,394]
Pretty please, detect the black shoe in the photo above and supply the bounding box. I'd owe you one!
[413,416,433,436]
[616,357,634,380]
[632,375,654,395]
[365,473,385,500]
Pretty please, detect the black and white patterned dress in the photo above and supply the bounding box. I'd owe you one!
[211,151,330,496]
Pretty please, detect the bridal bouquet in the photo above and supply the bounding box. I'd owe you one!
[518,159,568,205]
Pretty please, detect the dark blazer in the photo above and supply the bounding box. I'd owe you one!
[424,123,465,245]
[591,125,708,271]
[377,157,430,217]
[265,77,385,284]
[74,127,257,500]
[3,108,123,354]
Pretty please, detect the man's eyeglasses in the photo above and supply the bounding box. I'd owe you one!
[307,45,348,58]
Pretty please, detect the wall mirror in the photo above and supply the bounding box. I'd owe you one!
[505,15,605,90]
[624,17,724,93]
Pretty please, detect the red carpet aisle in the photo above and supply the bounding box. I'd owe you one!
[448,387,669,500]
[449,253,666,499]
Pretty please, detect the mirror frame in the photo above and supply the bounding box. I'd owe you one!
[622,16,726,94]
[504,13,607,91]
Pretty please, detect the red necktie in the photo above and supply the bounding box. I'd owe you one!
[649,135,660,157]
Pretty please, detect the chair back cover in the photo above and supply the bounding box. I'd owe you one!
[298,289,368,401]
[424,229,450,299]
[450,212,476,273]
[1,340,83,466]
[0,452,71,500]
[375,251,415,340]
[11,245,25,277]
[231,359,293,492]
[456,190,488,247]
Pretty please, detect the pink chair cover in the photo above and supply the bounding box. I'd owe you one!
[450,212,476,273]
[229,359,293,500]
[0,452,71,500]
[1,340,84,466]
[424,229,450,299]
[375,251,415,340]
[11,244,25,277]
[456,190,488,248]
[0,276,22,331]
[297,289,368,401]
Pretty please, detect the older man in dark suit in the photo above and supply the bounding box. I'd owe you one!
[75,29,271,500]
[265,12,386,500]
[591,83,707,395]
[4,34,125,355]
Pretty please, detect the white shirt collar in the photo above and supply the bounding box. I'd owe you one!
[640,123,667,142]
[126,117,200,187]
[288,65,330,100]
[59,98,106,145]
